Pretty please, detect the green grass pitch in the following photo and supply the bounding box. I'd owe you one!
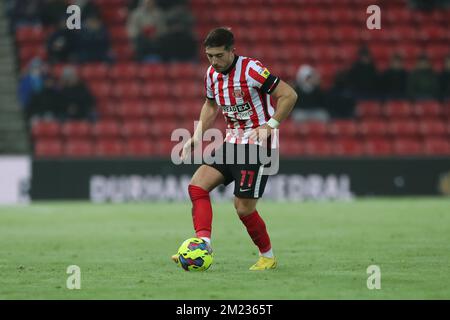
[0,198,449,299]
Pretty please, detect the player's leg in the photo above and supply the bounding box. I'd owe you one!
[189,164,225,243]
[234,196,277,270]
[172,165,225,263]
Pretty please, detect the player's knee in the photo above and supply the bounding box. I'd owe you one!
[234,201,255,217]
[188,184,210,201]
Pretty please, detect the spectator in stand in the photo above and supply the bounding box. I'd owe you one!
[406,54,439,100]
[18,57,47,109]
[26,76,62,122]
[326,69,356,119]
[158,4,197,61]
[380,53,408,99]
[47,18,77,63]
[76,15,112,63]
[40,0,67,28]
[69,0,101,19]
[9,0,42,30]
[291,65,330,122]
[127,0,167,61]
[346,46,379,99]
[59,67,96,121]
[439,55,450,100]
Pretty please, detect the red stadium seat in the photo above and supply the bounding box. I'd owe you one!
[111,82,142,99]
[80,64,109,81]
[16,27,45,44]
[328,120,358,138]
[279,138,304,157]
[88,81,112,99]
[96,140,125,157]
[61,121,92,139]
[364,139,393,156]
[414,101,443,119]
[92,120,121,138]
[124,139,155,156]
[32,121,61,139]
[141,82,171,99]
[358,120,388,138]
[423,138,450,155]
[138,64,168,80]
[65,139,94,157]
[303,139,333,156]
[109,63,138,80]
[333,139,364,156]
[121,120,150,138]
[393,139,422,156]
[384,100,414,119]
[388,120,419,138]
[419,120,447,137]
[35,139,63,158]
[298,121,328,138]
[116,100,147,119]
[356,101,382,119]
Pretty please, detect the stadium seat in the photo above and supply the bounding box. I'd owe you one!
[333,139,364,156]
[388,120,419,138]
[96,140,125,157]
[279,138,304,157]
[364,139,393,156]
[111,82,142,99]
[92,120,121,138]
[61,121,92,139]
[116,100,147,119]
[138,64,168,80]
[384,100,414,119]
[328,120,358,138]
[303,139,333,156]
[80,63,109,81]
[356,101,383,119]
[32,121,61,139]
[358,120,388,138]
[298,121,328,138]
[35,139,63,158]
[65,139,94,157]
[419,120,447,138]
[414,101,443,119]
[393,139,422,156]
[124,139,155,156]
[109,63,139,80]
[121,120,150,138]
[423,138,450,155]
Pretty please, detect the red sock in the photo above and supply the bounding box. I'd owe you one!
[239,210,272,253]
[188,185,212,239]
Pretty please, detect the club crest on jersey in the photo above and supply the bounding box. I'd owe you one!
[233,89,245,98]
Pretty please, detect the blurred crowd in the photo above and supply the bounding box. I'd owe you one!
[19,58,95,123]
[292,48,450,122]
[7,0,198,63]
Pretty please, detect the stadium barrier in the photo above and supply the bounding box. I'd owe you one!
[30,158,450,201]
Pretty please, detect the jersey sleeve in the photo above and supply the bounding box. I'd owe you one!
[205,67,215,100]
[246,60,280,94]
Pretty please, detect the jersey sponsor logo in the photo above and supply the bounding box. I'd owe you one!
[222,102,251,113]
[223,102,253,120]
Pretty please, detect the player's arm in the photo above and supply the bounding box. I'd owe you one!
[267,80,298,126]
[181,98,219,160]
[249,80,298,141]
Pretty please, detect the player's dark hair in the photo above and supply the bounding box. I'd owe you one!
[203,27,234,50]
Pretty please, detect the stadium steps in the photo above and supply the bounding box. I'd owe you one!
[0,3,29,154]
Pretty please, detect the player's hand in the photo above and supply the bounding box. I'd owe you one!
[180,137,199,161]
[248,123,272,143]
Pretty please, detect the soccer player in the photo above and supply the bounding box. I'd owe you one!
[172,27,298,270]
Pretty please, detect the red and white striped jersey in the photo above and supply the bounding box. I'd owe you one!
[205,55,280,145]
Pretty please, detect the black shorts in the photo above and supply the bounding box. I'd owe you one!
[203,142,271,199]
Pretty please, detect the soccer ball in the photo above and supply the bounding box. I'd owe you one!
[176,237,213,271]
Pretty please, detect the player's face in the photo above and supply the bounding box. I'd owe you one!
[205,46,234,72]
